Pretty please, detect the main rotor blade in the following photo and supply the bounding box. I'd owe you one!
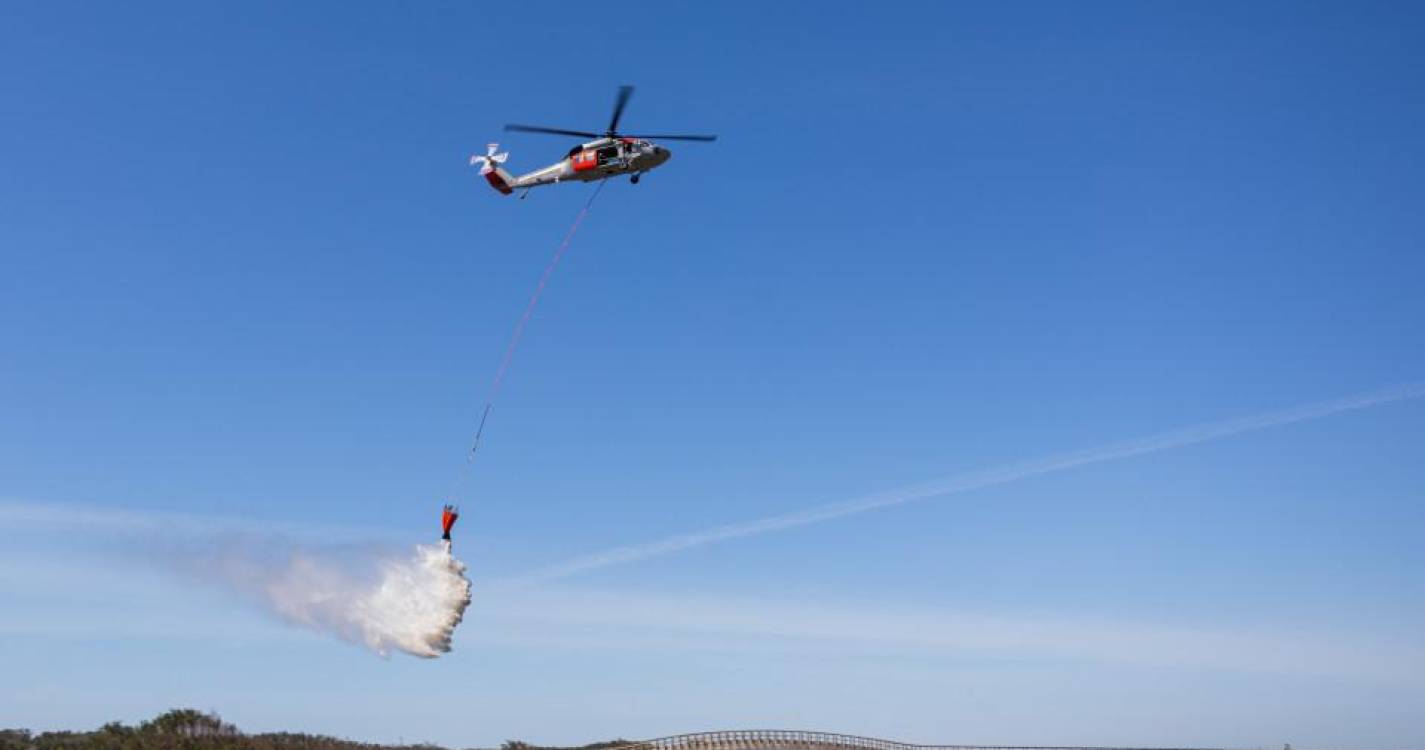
[505,124,601,138]
[607,85,634,134]
[626,133,718,142]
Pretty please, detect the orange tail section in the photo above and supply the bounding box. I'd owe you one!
[484,168,514,195]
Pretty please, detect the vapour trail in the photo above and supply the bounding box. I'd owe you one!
[452,181,608,499]
[506,381,1425,585]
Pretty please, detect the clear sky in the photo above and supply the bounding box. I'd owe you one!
[2,2,1424,748]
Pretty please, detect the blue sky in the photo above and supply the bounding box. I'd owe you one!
[2,1,1424,747]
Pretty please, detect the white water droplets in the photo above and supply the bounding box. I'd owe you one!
[230,541,472,658]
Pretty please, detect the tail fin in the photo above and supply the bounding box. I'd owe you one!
[471,143,514,196]
[484,166,515,195]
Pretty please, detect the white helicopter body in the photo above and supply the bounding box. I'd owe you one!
[471,86,714,197]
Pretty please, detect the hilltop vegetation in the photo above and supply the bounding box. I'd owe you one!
[1,710,630,750]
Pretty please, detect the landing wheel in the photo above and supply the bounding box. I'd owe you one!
[630,174,641,184]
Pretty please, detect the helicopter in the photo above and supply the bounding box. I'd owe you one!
[471,85,716,197]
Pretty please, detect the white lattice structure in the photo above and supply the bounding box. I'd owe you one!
[611,731,1224,750]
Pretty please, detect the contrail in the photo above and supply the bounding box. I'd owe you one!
[506,381,1425,585]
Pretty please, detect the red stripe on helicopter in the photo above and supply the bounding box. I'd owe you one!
[571,150,599,173]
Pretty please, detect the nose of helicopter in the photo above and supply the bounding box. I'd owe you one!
[652,145,671,164]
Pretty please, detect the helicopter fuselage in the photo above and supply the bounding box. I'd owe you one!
[481,85,713,195]
[488,137,670,194]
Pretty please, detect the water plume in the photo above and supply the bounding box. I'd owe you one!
[201,538,472,658]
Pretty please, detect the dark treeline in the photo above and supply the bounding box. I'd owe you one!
[2,710,631,750]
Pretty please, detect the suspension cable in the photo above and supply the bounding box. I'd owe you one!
[448,180,608,502]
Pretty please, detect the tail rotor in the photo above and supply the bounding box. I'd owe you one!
[470,143,509,175]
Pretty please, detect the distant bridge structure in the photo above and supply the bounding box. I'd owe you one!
[611,731,1228,750]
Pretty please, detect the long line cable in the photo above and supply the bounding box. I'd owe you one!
[449,180,608,502]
